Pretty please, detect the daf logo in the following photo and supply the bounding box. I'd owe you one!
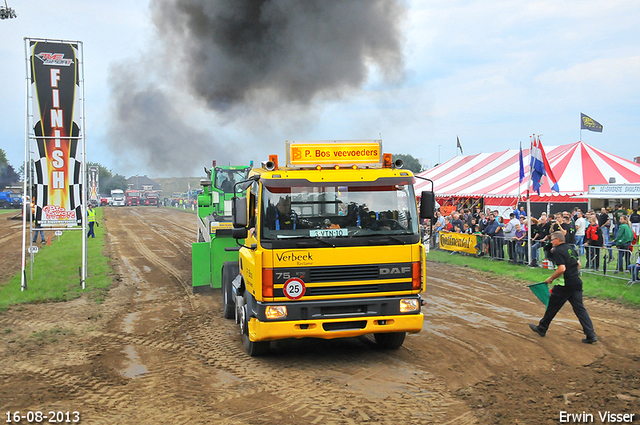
[380,266,411,275]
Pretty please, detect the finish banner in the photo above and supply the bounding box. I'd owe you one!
[438,231,479,254]
[88,166,99,203]
[29,41,82,226]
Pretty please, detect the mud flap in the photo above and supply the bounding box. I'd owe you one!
[191,242,212,292]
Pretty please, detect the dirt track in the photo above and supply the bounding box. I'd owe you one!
[1,207,638,424]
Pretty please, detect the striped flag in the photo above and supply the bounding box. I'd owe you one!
[530,136,559,195]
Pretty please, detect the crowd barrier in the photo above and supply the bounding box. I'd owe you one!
[431,231,639,284]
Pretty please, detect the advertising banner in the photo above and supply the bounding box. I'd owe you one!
[286,140,382,167]
[587,184,640,196]
[88,166,99,203]
[438,231,479,254]
[30,41,82,226]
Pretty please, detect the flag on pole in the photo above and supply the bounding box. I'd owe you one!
[580,113,603,132]
[456,136,463,154]
[519,142,525,184]
[530,136,559,195]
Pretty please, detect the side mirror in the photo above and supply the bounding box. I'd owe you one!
[232,227,248,239]
[232,196,248,228]
[419,191,435,219]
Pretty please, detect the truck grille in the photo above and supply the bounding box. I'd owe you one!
[273,263,413,298]
[308,265,379,282]
[274,282,412,298]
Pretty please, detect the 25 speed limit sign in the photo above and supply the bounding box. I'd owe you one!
[283,278,306,300]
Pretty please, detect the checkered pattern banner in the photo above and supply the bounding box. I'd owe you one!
[29,40,83,226]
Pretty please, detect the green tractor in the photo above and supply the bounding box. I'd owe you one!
[191,162,252,293]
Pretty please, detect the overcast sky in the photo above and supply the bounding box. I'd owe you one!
[1,0,638,178]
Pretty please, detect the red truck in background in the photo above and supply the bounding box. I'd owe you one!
[125,190,141,206]
[141,190,159,206]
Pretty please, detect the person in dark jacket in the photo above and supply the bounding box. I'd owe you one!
[31,210,45,244]
[484,214,500,258]
[630,208,640,236]
[561,214,576,246]
[529,231,597,344]
[494,216,506,259]
[450,213,464,234]
[531,215,551,264]
[584,216,603,270]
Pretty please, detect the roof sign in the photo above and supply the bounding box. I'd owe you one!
[286,140,382,168]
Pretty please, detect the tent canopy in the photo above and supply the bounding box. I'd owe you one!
[414,141,640,202]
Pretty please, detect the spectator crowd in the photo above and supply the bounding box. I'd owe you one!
[425,204,640,282]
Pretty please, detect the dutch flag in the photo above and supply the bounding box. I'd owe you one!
[530,136,559,195]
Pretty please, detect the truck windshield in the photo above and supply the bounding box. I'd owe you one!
[214,168,250,194]
[260,178,419,244]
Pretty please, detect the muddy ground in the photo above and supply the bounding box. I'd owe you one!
[0,207,638,424]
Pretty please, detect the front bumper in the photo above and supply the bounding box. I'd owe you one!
[248,312,424,342]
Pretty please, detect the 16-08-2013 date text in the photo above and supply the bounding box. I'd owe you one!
[5,411,80,423]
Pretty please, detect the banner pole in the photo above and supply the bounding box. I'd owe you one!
[527,136,535,266]
[21,38,30,291]
[527,191,532,265]
[80,41,87,290]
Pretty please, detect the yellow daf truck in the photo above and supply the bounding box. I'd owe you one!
[223,140,435,356]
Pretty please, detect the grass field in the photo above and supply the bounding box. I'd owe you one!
[0,208,113,311]
[428,248,640,306]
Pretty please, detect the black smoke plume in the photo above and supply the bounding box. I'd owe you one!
[107,0,407,175]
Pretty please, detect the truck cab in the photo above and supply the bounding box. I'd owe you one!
[125,190,140,206]
[222,140,434,356]
[111,189,125,206]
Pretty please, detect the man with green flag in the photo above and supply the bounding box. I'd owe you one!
[529,231,598,344]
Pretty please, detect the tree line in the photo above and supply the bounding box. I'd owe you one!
[0,149,426,194]
[0,149,128,195]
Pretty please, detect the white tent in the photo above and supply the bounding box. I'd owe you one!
[415,141,640,207]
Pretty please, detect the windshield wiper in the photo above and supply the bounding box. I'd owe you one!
[296,238,336,248]
[375,235,408,244]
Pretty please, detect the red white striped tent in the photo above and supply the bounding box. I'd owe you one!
[414,141,640,206]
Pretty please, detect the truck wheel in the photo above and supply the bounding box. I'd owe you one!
[374,332,406,349]
[240,305,269,357]
[243,333,269,357]
[221,262,237,319]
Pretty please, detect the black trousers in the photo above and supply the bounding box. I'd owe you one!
[507,240,516,260]
[586,246,601,270]
[538,285,596,338]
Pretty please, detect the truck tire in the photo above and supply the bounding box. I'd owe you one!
[221,262,238,319]
[241,305,269,357]
[374,332,406,349]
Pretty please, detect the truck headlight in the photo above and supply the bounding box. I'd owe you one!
[399,299,418,313]
[265,306,287,319]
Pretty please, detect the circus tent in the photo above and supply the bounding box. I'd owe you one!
[414,141,640,207]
